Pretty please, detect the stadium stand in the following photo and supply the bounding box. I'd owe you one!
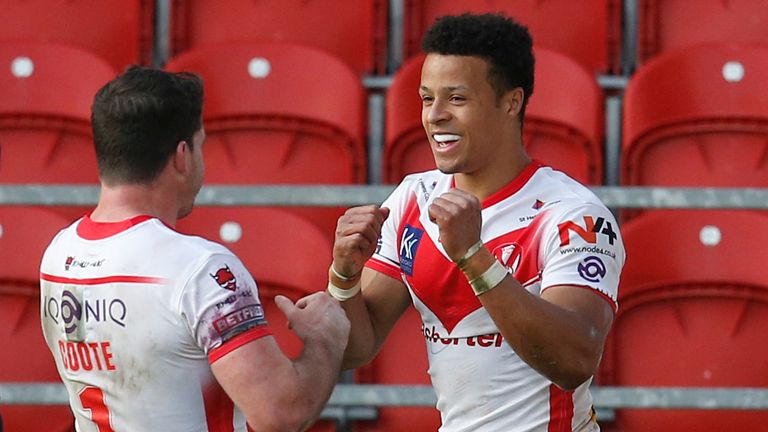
[637,0,768,66]
[384,48,604,184]
[169,0,388,75]
[0,41,117,221]
[164,41,367,238]
[604,209,768,431]
[622,44,768,189]
[402,0,621,74]
[0,0,153,71]
[176,207,336,432]
[0,207,76,431]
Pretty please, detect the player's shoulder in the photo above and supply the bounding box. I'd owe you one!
[154,221,235,258]
[531,166,610,215]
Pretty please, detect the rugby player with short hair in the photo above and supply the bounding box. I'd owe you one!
[40,66,350,432]
[328,13,625,431]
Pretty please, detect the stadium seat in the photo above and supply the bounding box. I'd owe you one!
[403,0,621,74]
[170,0,387,75]
[165,41,366,237]
[0,0,152,71]
[177,207,336,432]
[0,41,117,221]
[604,210,768,431]
[637,0,768,66]
[354,307,441,431]
[622,44,768,188]
[0,207,75,432]
[384,49,603,184]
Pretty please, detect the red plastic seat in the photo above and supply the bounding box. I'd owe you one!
[0,41,117,221]
[354,308,441,432]
[165,42,365,237]
[0,0,152,71]
[638,0,768,65]
[384,49,603,184]
[0,207,75,432]
[604,210,768,431]
[170,0,387,75]
[403,0,621,74]
[622,44,768,188]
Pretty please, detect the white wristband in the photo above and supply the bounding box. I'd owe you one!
[469,260,509,296]
[330,264,358,282]
[455,240,484,270]
[327,280,361,301]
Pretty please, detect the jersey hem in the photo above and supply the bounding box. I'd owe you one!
[208,325,272,364]
[540,284,618,313]
[365,257,402,281]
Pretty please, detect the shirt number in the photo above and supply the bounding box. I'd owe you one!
[78,386,115,432]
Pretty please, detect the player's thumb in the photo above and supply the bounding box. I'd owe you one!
[274,295,296,319]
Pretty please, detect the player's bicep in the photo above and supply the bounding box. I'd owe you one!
[541,285,615,345]
[211,334,295,420]
[361,268,411,351]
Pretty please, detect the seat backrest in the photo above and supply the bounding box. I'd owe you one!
[0,207,75,432]
[170,0,387,75]
[384,48,603,184]
[0,0,152,71]
[165,42,367,184]
[403,0,621,74]
[0,41,116,184]
[638,0,768,65]
[608,210,768,431]
[622,44,768,187]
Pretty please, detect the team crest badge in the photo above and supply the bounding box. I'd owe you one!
[210,265,238,291]
[493,243,523,274]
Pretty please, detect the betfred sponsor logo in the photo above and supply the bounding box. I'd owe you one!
[421,324,504,348]
[213,304,265,335]
[558,216,617,246]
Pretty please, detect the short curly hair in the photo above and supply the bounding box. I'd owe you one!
[422,13,535,125]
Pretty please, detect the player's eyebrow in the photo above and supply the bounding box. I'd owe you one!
[419,85,469,92]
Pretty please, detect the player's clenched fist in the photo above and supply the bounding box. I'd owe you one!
[332,205,390,279]
[275,293,350,353]
[428,189,483,261]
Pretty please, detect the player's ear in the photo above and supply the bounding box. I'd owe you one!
[171,140,191,176]
[503,87,524,118]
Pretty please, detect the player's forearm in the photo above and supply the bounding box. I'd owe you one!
[290,336,346,425]
[338,293,378,369]
[465,251,605,390]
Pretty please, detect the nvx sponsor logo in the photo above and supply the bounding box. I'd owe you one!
[558,216,617,246]
[64,256,105,271]
[43,290,127,333]
[400,225,424,276]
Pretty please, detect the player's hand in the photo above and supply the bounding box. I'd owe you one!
[275,293,350,351]
[332,205,390,280]
[428,189,482,261]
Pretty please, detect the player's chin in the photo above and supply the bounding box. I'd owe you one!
[177,203,195,220]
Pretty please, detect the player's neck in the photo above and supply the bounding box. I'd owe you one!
[454,146,531,201]
[91,182,180,227]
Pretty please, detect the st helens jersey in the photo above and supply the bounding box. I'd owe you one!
[40,215,271,432]
[366,162,625,432]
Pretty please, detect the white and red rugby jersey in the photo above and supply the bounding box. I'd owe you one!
[40,215,271,432]
[366,162,625,432]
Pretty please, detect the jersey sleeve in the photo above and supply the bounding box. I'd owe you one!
[178,252,271,363]
[538,202,625,310]
[365,180,411,280]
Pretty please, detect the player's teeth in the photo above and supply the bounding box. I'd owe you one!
[433,134,460,143]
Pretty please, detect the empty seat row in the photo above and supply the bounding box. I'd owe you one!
[3,41,766,193]
[3,0,768,75]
